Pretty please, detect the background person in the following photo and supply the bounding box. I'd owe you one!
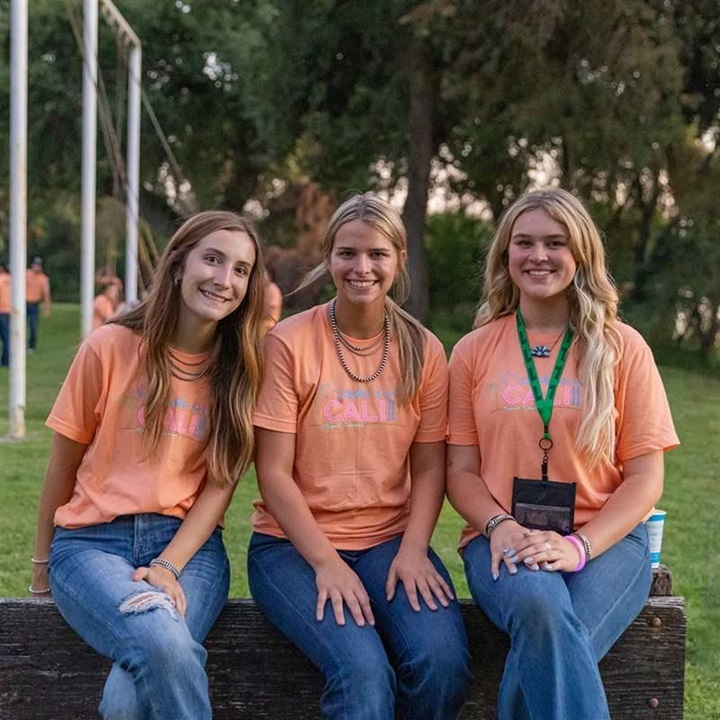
[26,256,51,352]
[93,280,122,330]
[30,211,266,720]
[0,261,10,366]
[446,188,679,720]
[248,192,471,719]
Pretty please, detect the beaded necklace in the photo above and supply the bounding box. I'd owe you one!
[329,299,390,383]
[168,348,211,382]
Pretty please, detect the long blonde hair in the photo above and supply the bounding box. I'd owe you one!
[476,188,621,467]
[114,211,266,485]
[296,192,426,405]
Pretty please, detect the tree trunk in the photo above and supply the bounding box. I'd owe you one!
[401,38,436,325]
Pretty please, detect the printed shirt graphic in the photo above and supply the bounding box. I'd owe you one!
[252,303,448,550]
[448,314,679,548]
[47,324,212,528]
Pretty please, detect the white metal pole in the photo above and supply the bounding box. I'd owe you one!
[8,0,28,439]
[125,44,141,305]
[81,0,98,338]
[99,0,142,305]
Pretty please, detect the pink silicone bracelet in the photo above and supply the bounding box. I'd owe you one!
[564,534,586,572]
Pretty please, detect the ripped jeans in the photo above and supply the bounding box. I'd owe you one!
[49,514,229,720]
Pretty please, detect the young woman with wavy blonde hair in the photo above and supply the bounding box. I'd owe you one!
[31,210,266,719]
[447,188,679,719]
[249,192,470,719]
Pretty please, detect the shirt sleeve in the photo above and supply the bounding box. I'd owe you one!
[46,337,105,444]
[614,326,680,461]
[252,332,300,434]
[414,335,449,443]
[447,336,481,446]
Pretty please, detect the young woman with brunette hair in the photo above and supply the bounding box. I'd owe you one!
[248,192,471,719]
[447,188,679,719]
[30,210,266,719]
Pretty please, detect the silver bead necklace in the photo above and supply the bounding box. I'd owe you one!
[329,299,390,383]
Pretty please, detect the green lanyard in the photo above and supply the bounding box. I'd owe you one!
[516,311,574,480]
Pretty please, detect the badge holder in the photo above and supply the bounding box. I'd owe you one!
[511,436,575,534]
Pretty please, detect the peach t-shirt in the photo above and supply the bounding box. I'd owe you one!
[448,314,679,548]
[252,302,448,550]
[93,294,115,329]
[0,273,10,314]
[47,324,212,528]
[26,270,49,303]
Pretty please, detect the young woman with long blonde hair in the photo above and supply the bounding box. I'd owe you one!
[447,188,679,719]
[248,192,471,719]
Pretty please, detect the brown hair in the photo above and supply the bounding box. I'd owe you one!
[114,210,266,484]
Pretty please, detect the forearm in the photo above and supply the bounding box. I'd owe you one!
[157,481,236,571]
[260,475,340,571]
[34,434,85,559]
[400,440,447,551]
[446,468,506,536]
[579,452,664,558]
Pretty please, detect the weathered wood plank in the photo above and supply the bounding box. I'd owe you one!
[0,588,685,719]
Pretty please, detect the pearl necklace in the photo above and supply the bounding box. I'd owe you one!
[168,349,211,382]
[329,299,390,383]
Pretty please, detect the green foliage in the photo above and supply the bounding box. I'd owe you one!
[425,212,491,332]
[1,305,719,717]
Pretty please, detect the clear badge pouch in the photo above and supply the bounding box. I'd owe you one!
[511,477,576,534]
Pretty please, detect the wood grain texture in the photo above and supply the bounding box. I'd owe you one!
[0,569,685,719]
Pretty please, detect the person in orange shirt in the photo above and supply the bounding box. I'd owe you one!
[92,280,122,330]
[261,267,283,336]
[25,256,51,352]
[446,189,679,720]
[31,211,267,720]
[0,261,10,366]
[249,193,471,719]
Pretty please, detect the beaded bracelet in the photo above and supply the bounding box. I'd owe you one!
[149,557,181,580]
[28,585,52,595]
[564,534,586,572]
[572,531,592,561]
[31,557,49,564]
[485,513,515,538]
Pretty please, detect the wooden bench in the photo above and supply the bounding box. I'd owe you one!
[0,568,685,719]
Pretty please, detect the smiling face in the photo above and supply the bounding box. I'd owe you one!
[328,219,405,311]
[177,229,256,340]
[507,208,577,310]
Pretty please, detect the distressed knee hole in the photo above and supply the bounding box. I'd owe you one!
[119,591,179,621]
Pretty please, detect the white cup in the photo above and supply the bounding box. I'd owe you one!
[647,510,666,568]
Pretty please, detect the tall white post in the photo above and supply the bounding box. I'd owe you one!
[8,0,28,439]
[125,44,142,304]
[81,0,98,338]
[99,0,142,305]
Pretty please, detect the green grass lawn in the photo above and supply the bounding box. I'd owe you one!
[1,303,718,718]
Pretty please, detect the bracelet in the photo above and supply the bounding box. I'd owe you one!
[28,585,51,595]
[573,531,592,561]
[31,557,49,564]
[564,534,586,572]
[149,557,181,580]
[485,513,515,538]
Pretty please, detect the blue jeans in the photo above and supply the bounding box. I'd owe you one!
[463,522,652,720]
[248,533,471,720]
[0,312,8,365]
[26,302,39,350]
[49,514,230,720]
